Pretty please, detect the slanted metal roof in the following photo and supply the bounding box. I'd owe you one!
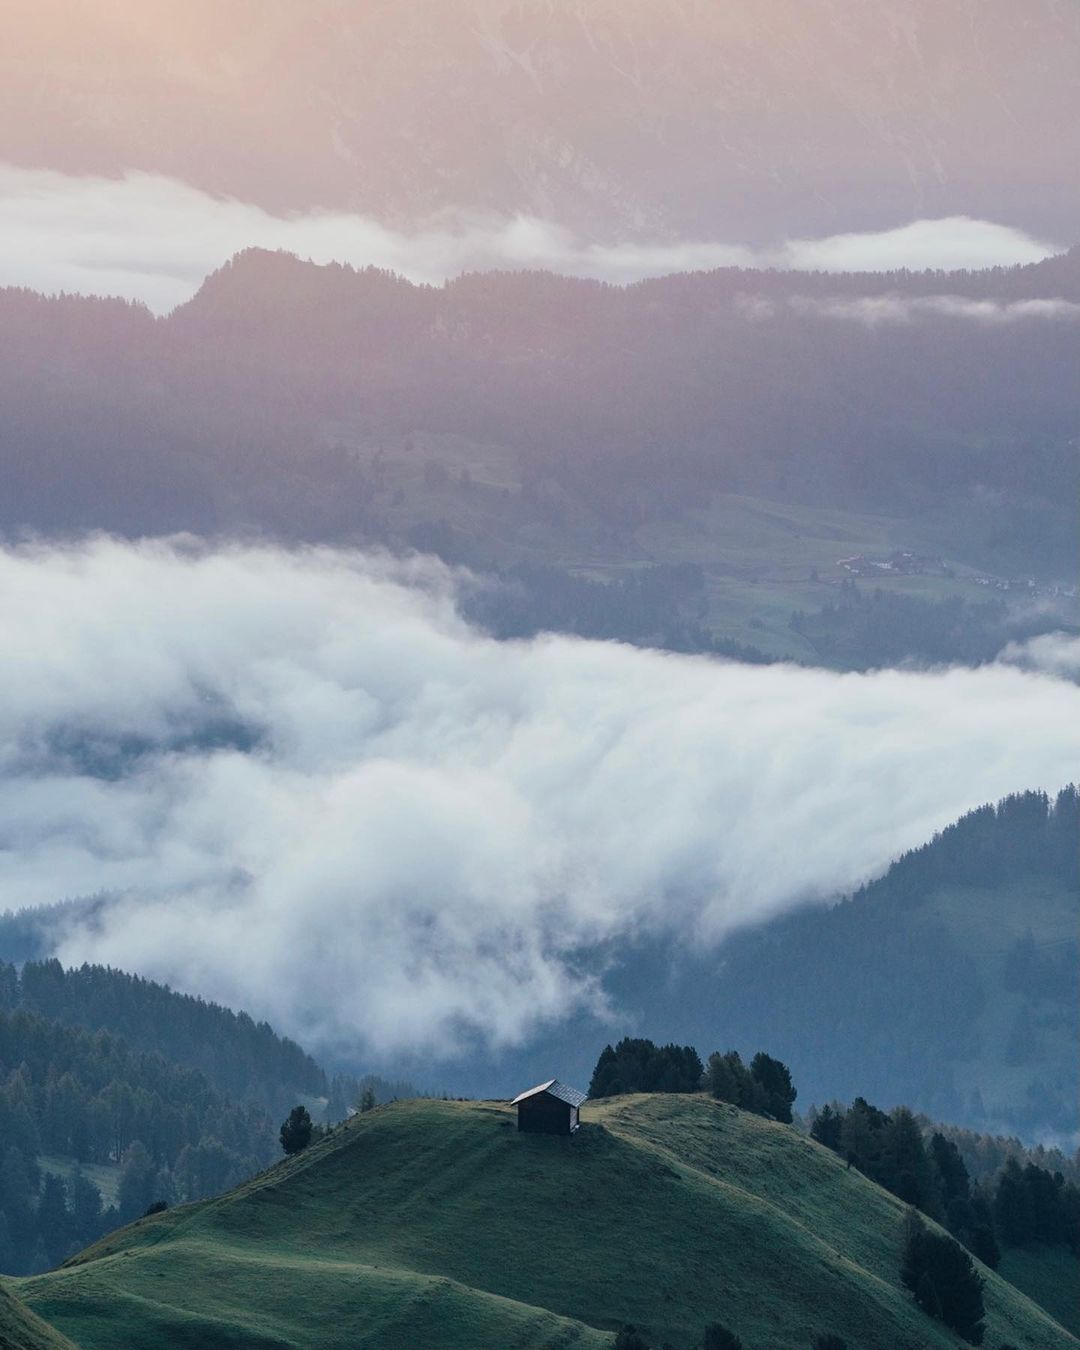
[511,1079,588,1108]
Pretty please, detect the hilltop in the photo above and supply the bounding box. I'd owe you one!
[18,1095,1077,1350]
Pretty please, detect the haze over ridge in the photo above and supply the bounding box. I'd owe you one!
[3,0,1077,244]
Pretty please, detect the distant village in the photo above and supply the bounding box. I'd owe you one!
[835,551,1077,600]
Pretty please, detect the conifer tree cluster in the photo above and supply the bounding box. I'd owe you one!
[0,1006,277,1275]
[588,1039,797,1125]
[706,1051,797,1123]
[589,1040,704,1097]
[901,1211,986,1344]
[811,1099,1080,1265]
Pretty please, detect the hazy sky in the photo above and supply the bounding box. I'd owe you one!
[0,164,1060,313]
[1,538,1075,1060]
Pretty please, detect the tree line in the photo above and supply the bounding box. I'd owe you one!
[789,582,1072,671]
[810,1098,1079,1266]
[0,958,326,1117]
[588,1039,796,1124]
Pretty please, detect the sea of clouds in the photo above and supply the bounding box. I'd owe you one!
[0,163,1063,313]
[1,537,1077,1061]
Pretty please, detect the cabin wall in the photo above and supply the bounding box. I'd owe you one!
[517,1095,573,1135]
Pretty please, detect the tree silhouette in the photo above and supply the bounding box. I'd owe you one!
[279,1105,314,1156]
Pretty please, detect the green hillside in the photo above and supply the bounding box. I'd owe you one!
[17,1095,1077,1350]
[0,1282,75,1350]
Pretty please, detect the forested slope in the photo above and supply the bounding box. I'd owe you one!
[0,958,326,1116]
[0,1006,278,1274]
[697,788,1079,1134]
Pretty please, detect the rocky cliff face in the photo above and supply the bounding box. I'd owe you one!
[2,0,1077,242]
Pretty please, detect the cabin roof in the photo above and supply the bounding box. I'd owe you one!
[510,1078,588,1108]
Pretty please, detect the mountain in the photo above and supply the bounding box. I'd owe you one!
[1,250,1077,660]
[2,2,1078,244]
[693,787,1080,1136]
[0,1284,73,1350]
[16,1094,1077,1350]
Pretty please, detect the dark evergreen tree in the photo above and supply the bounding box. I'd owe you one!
[930,1132,971,1202]
[117,1141,156,1223]
[748,1052,797,1123]
[994,1159,1035,1246]
[280,1104,314,1156]
[809,1104,844,1152]
[37,1172,70,1267]
[879,1108,939,1213]
[810,1336,847,1350]
[68,1168,104,1245]
[839,1098,888,1179]
[589,1045,620,1098]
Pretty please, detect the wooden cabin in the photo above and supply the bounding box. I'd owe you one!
[511,1079,587,1135]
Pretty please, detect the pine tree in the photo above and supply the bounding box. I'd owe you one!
[117,1140,155,1222]
[279,1104,314,1156]
[589,1045,620,1098]
[810,1337,847,1350]
[68,1167,104,1245]
[809,1104,844,1152]
[749,1052,797,1124]
[38,1172,70,1266]
[994,1158,1034,1246]
[879,1108,938,1214]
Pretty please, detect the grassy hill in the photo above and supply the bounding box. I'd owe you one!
[17,1095,1077,1350]
[0,1283,75,1350]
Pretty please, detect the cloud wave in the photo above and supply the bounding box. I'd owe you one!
[0,163,1062,313]
[0,538,1076,1059]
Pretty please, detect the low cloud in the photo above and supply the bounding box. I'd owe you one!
[780,295,1080,325]
[999,630,1080,681]
[0,538,1077,1060]
[0,163,1062,313]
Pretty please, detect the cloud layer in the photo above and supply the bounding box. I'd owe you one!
[743,294,1080,326]
[0,163,1061,313]
[0,538,1077,1060]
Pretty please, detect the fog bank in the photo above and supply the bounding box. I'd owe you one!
[0,538,1076,1058]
